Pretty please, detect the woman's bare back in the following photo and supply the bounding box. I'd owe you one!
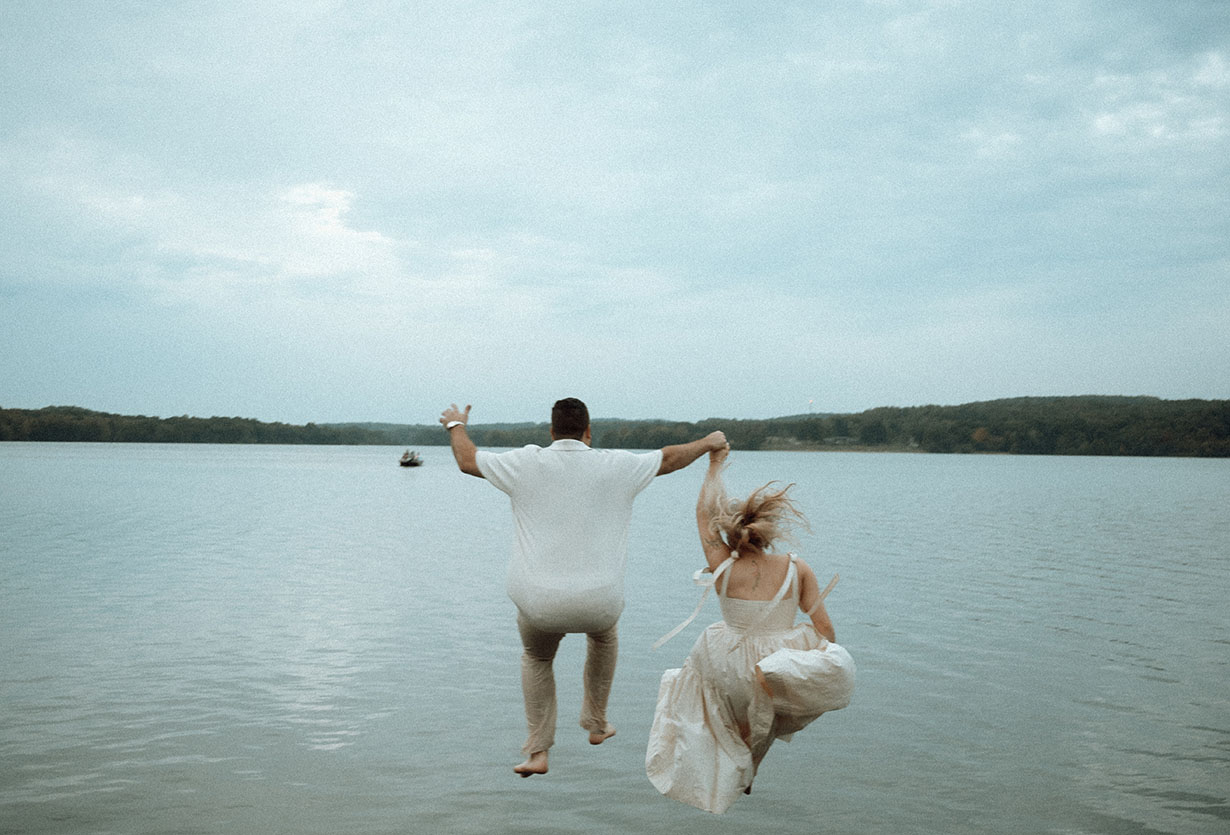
[720,552,793,601]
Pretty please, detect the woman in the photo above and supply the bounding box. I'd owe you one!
[645,443,854,814]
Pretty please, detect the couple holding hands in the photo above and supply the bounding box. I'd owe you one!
[441,398,854,815]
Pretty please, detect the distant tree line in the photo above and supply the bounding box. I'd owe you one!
[378,396,1230,457]
[4,397,1228,457]
[0,406,388,445]
[836,396,1230,457]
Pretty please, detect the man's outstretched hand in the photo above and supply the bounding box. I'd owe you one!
[440,403,472,428]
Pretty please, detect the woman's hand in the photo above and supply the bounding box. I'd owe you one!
[706,431,730,464]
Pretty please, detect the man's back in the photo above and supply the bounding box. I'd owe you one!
[438,398,726,775]
[477,440,663,631]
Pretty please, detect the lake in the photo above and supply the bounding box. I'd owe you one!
[1,443,1227,834]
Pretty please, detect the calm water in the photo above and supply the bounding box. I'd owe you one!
[1,443,1227,834]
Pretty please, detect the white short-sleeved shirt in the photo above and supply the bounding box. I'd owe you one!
[476,439,663,632]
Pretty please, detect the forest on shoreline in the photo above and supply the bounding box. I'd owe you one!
[3,396,1228,457]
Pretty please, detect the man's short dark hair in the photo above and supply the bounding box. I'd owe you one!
[551,397,589,439]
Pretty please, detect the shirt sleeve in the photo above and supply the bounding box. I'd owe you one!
[624,449,663,494]
[476,447,531,494]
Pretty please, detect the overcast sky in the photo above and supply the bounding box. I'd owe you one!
[2,1,1227,425]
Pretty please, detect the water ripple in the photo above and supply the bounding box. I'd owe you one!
[2,445,1227,834]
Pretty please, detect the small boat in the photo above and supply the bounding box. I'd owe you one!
[399,450,423,467]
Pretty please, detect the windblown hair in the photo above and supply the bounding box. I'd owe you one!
[705,473,810,556]
[551,397,589,439]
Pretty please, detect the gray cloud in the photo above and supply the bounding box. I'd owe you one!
[2,0,1226,422]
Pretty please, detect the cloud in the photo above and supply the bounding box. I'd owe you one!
[1089,52,1229,141]
[2,1,1227,422]
[6,133,402,292]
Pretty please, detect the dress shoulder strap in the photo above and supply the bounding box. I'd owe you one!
[652,554,813,651]
[723,553,796,604]
[720,557,798,654]
[753,556,796,615]
[788,553,800,603]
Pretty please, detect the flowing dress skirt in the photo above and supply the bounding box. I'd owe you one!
[646,617,854,814]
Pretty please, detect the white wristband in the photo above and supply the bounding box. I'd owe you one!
[445,420,465,430]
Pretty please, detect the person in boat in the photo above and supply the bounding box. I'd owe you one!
[440,398,727,777]
[645,442,854,813]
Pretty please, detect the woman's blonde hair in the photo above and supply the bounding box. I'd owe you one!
[705,474,810,555]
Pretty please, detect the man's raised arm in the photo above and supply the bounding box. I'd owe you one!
[440,403,483,478]
[658,430,727,476]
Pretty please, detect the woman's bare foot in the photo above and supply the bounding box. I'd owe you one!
[588,723,616,745]
[514,750,548,777]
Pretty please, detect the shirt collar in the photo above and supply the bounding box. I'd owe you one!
[548,438,591,451]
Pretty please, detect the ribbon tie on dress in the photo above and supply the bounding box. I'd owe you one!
[653,553,840,651]
[651,555,737,650]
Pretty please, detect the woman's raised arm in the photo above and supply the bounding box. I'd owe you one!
[696,444,732,572]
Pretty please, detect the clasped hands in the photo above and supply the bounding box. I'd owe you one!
[706,430,730,463]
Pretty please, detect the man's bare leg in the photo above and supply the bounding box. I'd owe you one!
[514,750,549,777]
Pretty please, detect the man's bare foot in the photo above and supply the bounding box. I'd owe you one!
[514,750,548,777]
[588,723,616,745]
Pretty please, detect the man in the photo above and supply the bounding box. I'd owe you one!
[440,398,726,777]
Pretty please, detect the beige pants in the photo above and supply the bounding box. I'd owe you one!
[516,612,618,755]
